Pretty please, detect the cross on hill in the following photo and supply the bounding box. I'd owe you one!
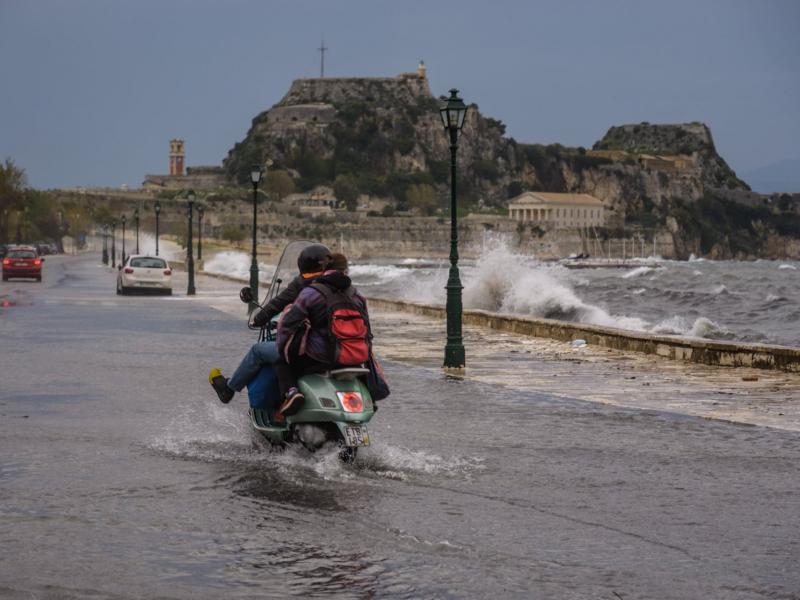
[318,39,328,78]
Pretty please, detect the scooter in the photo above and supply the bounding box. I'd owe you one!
[238,240,376,462]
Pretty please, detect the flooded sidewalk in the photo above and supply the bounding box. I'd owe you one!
[369,309,800,432]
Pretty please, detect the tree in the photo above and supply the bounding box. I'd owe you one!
[0,158,26,211]
[333,174,360,211]
[265,169,295,202]
[406,183,438,216]
[1,159,28,243]
[222,225,245,247]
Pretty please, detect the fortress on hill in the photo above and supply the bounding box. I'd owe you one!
[143,63,430,191]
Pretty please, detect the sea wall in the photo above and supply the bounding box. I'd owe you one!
[367,297,800,373]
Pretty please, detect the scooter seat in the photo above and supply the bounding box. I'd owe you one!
[329,367,370,380]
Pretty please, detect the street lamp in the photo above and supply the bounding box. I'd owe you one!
[249,165,264,311]
[439,88,468,370]
[186,190,196,296]
[133,207,140,254]
[154,201,161,256]
[111,218,117,268]
[2,208,7,244]
[197,204,204,261]
[120,214,127,265]
[102,224,109,265]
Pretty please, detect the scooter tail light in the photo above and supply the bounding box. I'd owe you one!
[337,391,363,413]
[3,258,10,266]
[163,269,172,275]
[124,267,134,274]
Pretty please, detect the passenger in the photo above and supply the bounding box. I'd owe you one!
[208,244,333,404]
[273,252,371,418]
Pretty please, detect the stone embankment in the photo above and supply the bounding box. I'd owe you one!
[367,297,800,373]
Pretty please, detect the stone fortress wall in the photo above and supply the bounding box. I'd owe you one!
[276,70,431,107]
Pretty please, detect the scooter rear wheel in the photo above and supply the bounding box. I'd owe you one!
[338,444,358,463]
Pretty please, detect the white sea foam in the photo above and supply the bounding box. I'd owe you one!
[348,263,409,284]
[711,284,731,295]
[651,316,722,338]
[632,288,647,295]
[203,250,274,282]
[460,241,649,331]
[778,263,797,270]
[622,266,654,279]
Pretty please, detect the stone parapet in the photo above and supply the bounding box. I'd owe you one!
[366,297,800,373]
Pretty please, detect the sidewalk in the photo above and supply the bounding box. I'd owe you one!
[370,309,800,432]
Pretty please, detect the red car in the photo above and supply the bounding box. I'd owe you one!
[2,246,44,282]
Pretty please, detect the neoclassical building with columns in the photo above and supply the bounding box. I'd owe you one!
[508,192,605,229]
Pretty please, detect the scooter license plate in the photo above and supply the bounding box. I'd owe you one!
[343,425,370,447]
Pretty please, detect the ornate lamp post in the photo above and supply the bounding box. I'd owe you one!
[186,191,196,296]
[154,200,162,256]
[197,204,204,261]
[111,218,117,268]
[120,214,127,265]
[249,165,264,311]
[102,225,109,265]
[133,207,140,254]
[439,89,469,370]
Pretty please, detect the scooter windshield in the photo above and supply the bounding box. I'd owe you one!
[264,240,315,304]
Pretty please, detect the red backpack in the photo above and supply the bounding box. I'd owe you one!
[311,283,371,366]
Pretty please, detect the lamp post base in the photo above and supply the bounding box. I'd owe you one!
[443,364,466,378]
[443,344,465,370]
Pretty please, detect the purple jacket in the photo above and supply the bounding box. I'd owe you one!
[277,270,369,364]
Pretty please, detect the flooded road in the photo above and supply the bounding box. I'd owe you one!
[2,255,799,599]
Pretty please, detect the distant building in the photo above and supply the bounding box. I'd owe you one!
[508,192,605,229]
[169,139,185,176]
[587,149,695,173]
[143,140,227,190]
[283,186,340,215]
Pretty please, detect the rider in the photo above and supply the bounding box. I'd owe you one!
[273,253,370,417]
[208,244,333,404]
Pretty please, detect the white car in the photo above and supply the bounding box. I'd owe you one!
[116,255,172,295]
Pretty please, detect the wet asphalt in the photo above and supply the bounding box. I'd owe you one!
[1,254,799,599]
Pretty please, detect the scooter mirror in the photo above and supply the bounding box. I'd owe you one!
[239,286,254,304]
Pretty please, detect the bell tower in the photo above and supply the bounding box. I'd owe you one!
[169,139,185,176]
[417,60,426,79]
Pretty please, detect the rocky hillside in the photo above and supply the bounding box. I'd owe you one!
[222,71,798,258]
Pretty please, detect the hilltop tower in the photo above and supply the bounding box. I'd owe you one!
[169,139,185,176]
[417,60,426,79]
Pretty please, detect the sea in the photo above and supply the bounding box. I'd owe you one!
[203,241,800,348]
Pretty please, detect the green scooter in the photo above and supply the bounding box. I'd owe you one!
[239,240,376,462]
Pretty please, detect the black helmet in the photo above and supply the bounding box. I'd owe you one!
[297,243,332,274]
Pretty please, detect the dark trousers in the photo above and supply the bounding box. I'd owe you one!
[274,352,328,397]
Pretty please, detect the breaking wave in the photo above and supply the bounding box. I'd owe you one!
[621,266,655,279]
[651,316,725,338]
[203,250,274,282]
[461,242,648,330]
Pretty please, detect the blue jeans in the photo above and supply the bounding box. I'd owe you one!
[228,341,280,392]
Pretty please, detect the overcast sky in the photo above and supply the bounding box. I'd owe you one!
[1,0,798,189]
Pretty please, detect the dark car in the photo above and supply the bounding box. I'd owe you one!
[2,246,44,282]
